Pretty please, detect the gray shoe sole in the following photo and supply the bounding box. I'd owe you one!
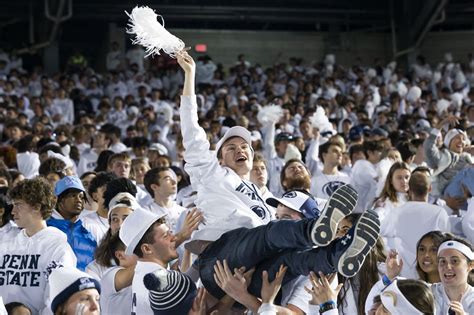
[310,184,358,247]
[337,209,380,278]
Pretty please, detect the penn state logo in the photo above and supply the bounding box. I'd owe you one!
[251,205,267,219]
[283,191,297,198]
[323,181,346,197]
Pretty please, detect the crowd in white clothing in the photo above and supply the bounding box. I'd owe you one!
[0,44,473,315]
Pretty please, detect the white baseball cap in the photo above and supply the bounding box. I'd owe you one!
[215,126,253,156]
[266,191,320,219]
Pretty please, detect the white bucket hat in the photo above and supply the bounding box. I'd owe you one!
[119,207,165,255]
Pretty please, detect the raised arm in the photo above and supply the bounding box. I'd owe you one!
[176,51,223,182]
[424,115,458,169]
[177,50,196,96]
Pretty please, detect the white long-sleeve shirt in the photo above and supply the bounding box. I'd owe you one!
[180,95,273,248]
[383,201,450,278]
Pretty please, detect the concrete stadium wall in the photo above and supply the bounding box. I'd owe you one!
[172,29,392,67]
[168,29,474,68]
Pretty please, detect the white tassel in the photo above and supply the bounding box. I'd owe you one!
[309,106,333,133]
[257,105,283,125]
[125,6,185,58]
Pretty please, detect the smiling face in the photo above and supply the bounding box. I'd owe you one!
[219,137,253,177]
[449,134,465,154]
[133,163,150,185]
[417,237,439,277]
[438,248,473,288]
[144,223,178,266]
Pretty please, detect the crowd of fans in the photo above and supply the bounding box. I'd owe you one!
[0,41,473,315]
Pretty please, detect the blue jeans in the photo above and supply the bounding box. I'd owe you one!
[198,220,349,299]
[444,167,474,209]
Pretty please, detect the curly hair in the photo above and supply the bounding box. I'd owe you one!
[8,177,57,219]
[38,157,67,177]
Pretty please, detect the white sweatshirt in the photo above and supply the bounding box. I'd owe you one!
[180,95,273,246]
[0,227,76,315]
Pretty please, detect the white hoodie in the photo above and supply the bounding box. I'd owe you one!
[180,95,273,249]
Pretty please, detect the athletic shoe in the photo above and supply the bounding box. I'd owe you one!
[310,184,358,247]
[337,209,380,277]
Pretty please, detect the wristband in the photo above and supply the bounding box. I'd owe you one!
[319,300,336,308]
[258,303,277,315]
[382,274,392,286]
[319,300,336,313]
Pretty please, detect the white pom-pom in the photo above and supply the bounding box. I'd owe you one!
[309,106,333,133]
[126,6,185,58]
[324,54,335,66]
[454,71,466,88]
[284,143,302,162]
[406,86,422,103]
[367,68,377,78]
[397,82,408,97]
[445,52,453,63]
[433,71,442,83]
[451,93,463,108]
[436,99,450,115]
[387,61,397,71]
[257,105,283,125]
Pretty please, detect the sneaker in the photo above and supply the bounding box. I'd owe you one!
[310,184,358,247]
[337,209,380,278]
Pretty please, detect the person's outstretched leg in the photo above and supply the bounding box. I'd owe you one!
[444,166,474,197]
[199,184,359,299]
[247,209,381,297]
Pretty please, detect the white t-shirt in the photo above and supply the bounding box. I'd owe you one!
[432,283,474,315]
[280,276,312,314]
[77,148,99,176]
[383,201,450,278]
[131,261,165,315]
[85,260,110,281]
[125,48,146,72]
[350,160,378,213]
[100,266,132,315]
[145,201,185,233]
[81,212,109,244]
[310,171,351,200]
[0,227,76,314]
